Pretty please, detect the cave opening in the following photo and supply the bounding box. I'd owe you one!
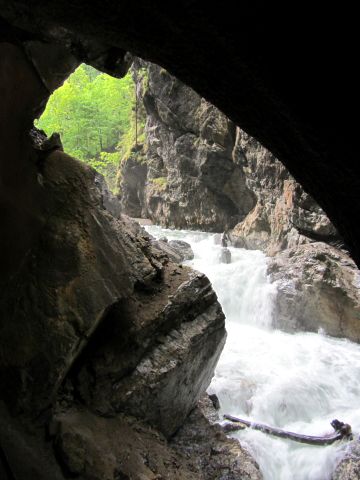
[1,7,360,477]
[28,55,360,480]
[35,63,138,193]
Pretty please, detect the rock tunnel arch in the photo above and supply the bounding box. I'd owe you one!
[1,5,360,479]
[0,1,359,269]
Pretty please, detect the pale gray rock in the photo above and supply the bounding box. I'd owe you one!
[168,239,194,261]
[268,242,360,340]
[120,62,340,257]
[120,62,256,231]
[332,441,360,480]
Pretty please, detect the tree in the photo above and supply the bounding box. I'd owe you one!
[36,64,135,190]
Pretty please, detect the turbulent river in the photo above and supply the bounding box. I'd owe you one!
[146,226,360,480]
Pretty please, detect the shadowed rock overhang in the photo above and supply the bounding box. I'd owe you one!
[0,1,359,265]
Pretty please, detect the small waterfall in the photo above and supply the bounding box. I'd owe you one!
[146,226,360,480]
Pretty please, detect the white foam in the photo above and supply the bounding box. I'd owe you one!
[146,226,360,480]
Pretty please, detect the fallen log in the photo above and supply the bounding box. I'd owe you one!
[223,415,353,446]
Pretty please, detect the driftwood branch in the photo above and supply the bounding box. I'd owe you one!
[223,415,353,446]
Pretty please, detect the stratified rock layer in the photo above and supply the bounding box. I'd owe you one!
[0,147,231,478]
[0,144,226,426]
[70,266,226,437]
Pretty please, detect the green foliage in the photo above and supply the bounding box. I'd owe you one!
[36,64,135,190]
[87,152,120,192]
[151,177,167,191]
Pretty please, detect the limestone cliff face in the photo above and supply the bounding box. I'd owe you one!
[119,63,360,342]
[120,62,338,255]
[230,128,339,256]
[121,62,256,232]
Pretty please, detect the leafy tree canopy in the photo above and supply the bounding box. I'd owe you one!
[36,64,135,191]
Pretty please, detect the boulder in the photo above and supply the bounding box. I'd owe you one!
[71,269,226,437]
[150,238,183,263]
[52,408,196,480]
[268,242,360,340]
[49,395,262,480]
[168,239,194,261]
[149,238,194,264]
[0,146,228,476]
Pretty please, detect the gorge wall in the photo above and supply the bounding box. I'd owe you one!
[120,62,255,232]
[120,62,339,256]
[0,41,262,480]
[1,7,359,479]
[1,2,359,268]
[120,62,360,343]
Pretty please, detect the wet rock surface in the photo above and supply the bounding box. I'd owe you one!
[268,243,360,340]
[220,248,232,264]
[333,441,360,480]
[171,396,262,480]
[147,237,194,264]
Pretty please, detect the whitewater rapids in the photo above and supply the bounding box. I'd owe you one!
[146,226,360,480]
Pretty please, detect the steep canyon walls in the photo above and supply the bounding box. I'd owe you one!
[0,41,261,480]
[120,62,339,256]
[119,62,360,342]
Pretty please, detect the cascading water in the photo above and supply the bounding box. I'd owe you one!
[147,226,360,480]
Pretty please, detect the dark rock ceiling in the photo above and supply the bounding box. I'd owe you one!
[1,1,359,264]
